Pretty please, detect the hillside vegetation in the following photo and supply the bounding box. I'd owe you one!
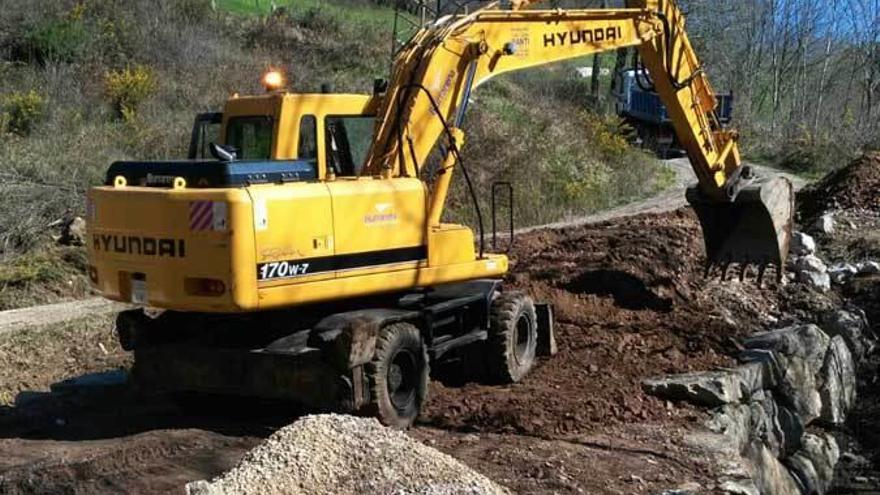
[0,0,669,308]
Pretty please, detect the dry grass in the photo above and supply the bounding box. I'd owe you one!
[0,314,127,405]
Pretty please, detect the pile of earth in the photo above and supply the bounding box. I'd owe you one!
[798,152,880,221]
[423,209,784,438]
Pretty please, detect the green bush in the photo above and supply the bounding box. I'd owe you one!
[777,132,850,177]
[104,65,158,118]
[1,90,46,136]
[19,16,89,64]
[175,0,215,22]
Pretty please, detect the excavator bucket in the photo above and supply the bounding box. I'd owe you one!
[686,176,794,283]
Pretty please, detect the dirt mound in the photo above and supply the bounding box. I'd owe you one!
[424,209,780,438]
[186,414,508,495]
[798,152,880,221]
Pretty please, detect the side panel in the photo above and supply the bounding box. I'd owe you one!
[327,177,428,278]
[249,182,335,289]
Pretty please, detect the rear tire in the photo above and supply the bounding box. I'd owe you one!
[487,291,537,383]
[363,323,429,428]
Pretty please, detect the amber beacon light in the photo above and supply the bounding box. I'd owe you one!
[261,69,285,92]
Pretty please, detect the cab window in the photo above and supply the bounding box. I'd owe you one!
[226,116,273,159]
[188,112,222,159]
[297,115,317,161]
[325,115,375,176]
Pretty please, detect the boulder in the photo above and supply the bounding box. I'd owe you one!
[857,261,880,275]
[743,325,830,373]
[795,255,828,274]
[708,403,752,453]
[812,213,836,235]
[819,336,856,425]
[747,391,804,458]
[828,263,858,285]
[746,441,802,495]
[643,370,743,407]
[730,360,776,397]
[742,325,830,424]
[794,256,830,291]
[59,216,87,246]
[790,232,817,256]
[719,480,760,495]
[738,349,783,387]
[787,433,840,495]
[799,271,831,292]
[822,308,872,361]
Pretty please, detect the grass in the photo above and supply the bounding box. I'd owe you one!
[217,0,396,26]
[0,246,91,310]
[0,314,126,406]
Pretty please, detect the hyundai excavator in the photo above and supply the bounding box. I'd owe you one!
[87,0,793,427]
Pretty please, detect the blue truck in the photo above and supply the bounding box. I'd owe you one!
[614,69,734,158]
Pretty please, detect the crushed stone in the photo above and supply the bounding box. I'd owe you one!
[186,414,509,495]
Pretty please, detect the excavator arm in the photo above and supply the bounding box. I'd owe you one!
[365,0,793,279]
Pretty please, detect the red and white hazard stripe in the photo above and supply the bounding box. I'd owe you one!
[189,201,214,231]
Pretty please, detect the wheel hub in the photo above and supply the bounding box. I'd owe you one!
[387,349,417,411]
[514,314,531,363]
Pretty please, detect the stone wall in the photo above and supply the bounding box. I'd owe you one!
[645,308,874,494]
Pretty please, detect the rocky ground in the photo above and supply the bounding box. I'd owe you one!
[0,155,876,494]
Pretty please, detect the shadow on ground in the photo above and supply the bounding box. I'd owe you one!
[0,370,297,442]
[564,270,673,312]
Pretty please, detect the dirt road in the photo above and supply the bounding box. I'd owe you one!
[515,158,806,235]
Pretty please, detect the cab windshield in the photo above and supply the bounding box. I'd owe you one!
[226,116,273,159]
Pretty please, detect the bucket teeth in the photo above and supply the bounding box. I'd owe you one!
[688,175,794,286]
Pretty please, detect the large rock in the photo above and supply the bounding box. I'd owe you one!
[794,255,831,291]
[795,255,828,274]
[59,216,87,246]
[790,232,817,256]
[643,370,744,407]
[812,213,836,235]
[799,271,831,292]
[743,325,830,373]
[819,336,856,425]
[747,391,804,458]
[746,441,802,495]
[822,308,872,360]
[828,263,858,285]
[787,433,840,495]
[708,403,752,453]
[857,261,880,275]
[742,325,830,424]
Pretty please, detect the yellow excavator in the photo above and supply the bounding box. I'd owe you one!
[87,0,793,426]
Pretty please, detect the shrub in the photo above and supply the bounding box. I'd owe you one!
[18,16,89,64]
[1,90,46,136]
[104,65,158,118]
[175,0,215,22]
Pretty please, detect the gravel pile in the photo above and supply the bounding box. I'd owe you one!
[185,414,508,495]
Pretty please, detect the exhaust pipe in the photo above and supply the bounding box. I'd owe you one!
[686,175,794,283]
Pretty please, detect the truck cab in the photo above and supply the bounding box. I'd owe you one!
[614,69,734,157]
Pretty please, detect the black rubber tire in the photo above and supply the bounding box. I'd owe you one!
[363,322,429,428]
[487,291,538,384]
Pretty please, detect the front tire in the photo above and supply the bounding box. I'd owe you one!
[487,291,538,383]
[363,323,429,428]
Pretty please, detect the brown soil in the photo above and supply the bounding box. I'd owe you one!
[424,209,781,438]
[797,152,880,221]
[0,209,789,494]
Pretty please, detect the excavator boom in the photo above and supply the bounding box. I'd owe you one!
[367,0,794,278]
